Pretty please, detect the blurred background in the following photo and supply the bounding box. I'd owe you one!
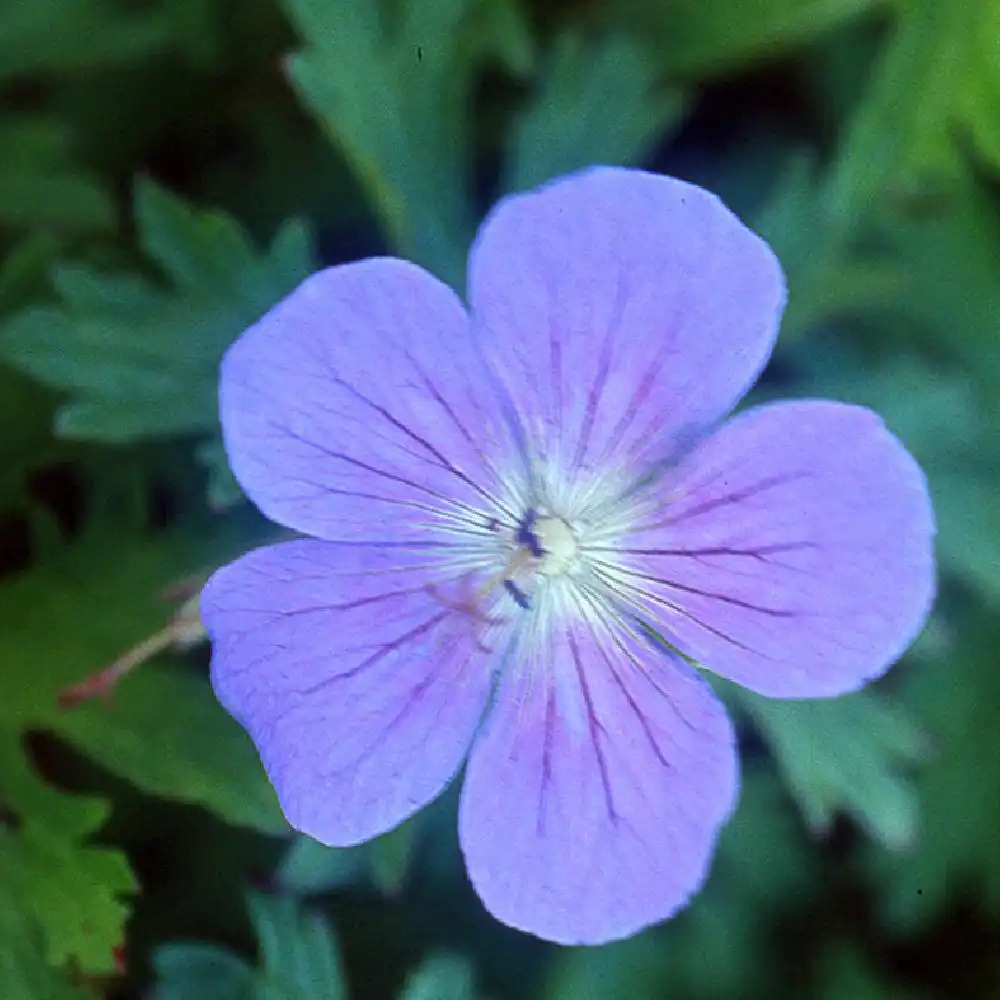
[1,0,999,997]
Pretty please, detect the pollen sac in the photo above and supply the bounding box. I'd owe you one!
[503,578,532,609]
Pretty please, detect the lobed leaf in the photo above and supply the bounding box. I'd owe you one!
[503,31,687,194]
[0,735,136,974]
[0,182,313,506]
[282,0,528,289]
[0,518,285,976]
[725,683,927,849]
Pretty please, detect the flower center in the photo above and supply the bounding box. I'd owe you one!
[530,515,578,576]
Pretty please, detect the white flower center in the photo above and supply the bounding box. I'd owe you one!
[532,516,578,576]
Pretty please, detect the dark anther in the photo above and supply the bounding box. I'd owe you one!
[516,509,544,558]
[503,579,531,610]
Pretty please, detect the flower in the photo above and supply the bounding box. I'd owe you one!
[201,167,935,945]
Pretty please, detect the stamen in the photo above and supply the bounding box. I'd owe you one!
[504,579,532,609]
[516,508,544,557]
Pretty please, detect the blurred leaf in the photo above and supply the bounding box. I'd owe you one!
[0,117,115,232]
[0,233,64,312]
[369,815,419,896]
[0,180,313,446]
[275,816,420,898]
[275,838,369,897]
[503,31,687,193]
[598,0,880,78]
[161,0,225,69]
[397,953,478,1000]
[0,0,172,78]
[133,180,309,303]
[830,0,1000,221]
[251,892,348,1000]
[867,610,1000,928]
[196,438,245,511]
[759,6,1000,356]
[881,173,1000,420]
[283,0,528,288]
[753,155,903,341]
[154,893,347,1000]
[152,944,256,1000]
[800,350,1000,603]
[815,945,928,1000]
[545,769,819,999]
[725,683,928,849]
[0,368,60,509]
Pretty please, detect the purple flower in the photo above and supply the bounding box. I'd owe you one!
[201,167,934,944]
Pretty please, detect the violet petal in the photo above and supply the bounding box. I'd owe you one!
[220,258,514,543]
[458,605,738,944]
[468,166,785,475]
[612,401,935,698]
[201,539,497,845]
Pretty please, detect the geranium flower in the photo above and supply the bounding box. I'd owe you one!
[201,167,934,944]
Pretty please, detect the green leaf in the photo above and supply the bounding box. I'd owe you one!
[274,837,369,897]
[152,944,256,1000]
[283,0,527,287]
[0,735,136,974]
[881,173,1000,421]
[196,438,246,511]
[724,681,928,849]
[398,953,478,1000]
[596,0,880,78]
[0,181,314,446]
[829,0,1000,222]
[503,31,687,193]
[752,155,903,341]
[274,816,419,898]
[0,368,61,509]
[134,180,311,304]
[153,894,349,1000]
[57,666,286,835]
[369,815,419,895]
[0,0,172,78]
[815,946,929,1000]
[0,116,115,232]
[866,609,1000,928]
[0,514,291,969]
[251,892,348,1000]
[798,349,1000,603]
[0,233,64,312]
[0,883,101,1000]
[0,518,285,858]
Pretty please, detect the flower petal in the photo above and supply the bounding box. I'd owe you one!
[201,539,498,845]
[220,258,515,542]
[458,602,738,944]
[468,167,785,479]
[608,401,935,698]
